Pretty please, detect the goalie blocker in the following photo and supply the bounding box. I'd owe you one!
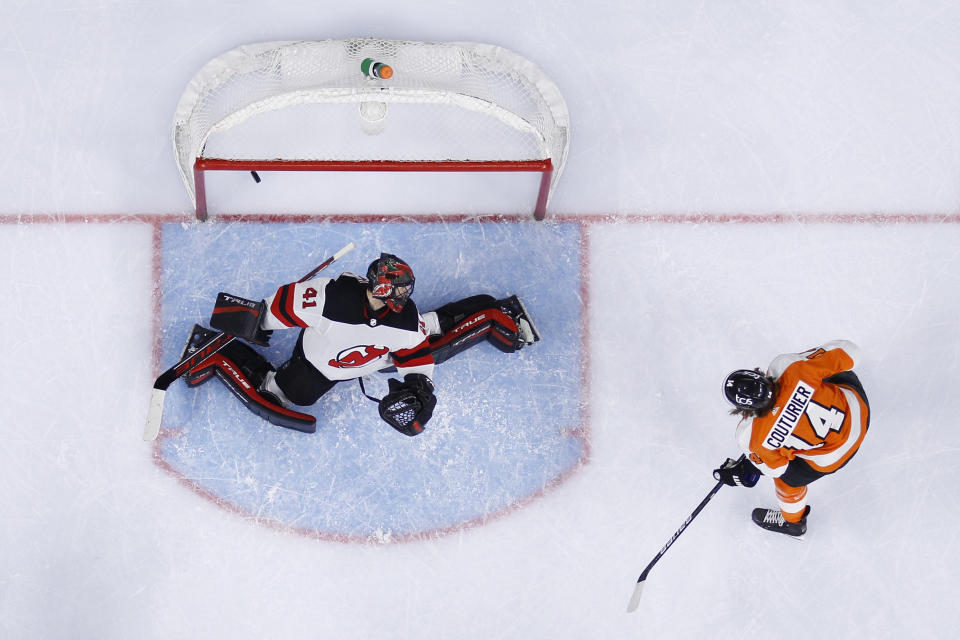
[209,292,273,345]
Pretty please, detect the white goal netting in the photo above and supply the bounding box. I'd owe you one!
[172,38,570,218]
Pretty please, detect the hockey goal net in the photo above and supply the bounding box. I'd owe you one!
[173,39,570,220]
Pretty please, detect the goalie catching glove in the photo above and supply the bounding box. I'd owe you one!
[713,457,761,487]
[378,373,437,436]
[209,292,273,346]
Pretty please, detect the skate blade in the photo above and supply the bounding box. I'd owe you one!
[510,297,541,342]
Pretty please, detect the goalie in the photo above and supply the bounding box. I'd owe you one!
[181,252,539,436]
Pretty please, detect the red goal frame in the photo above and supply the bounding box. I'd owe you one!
[192,158,555,222]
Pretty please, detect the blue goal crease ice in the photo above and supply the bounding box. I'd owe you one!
[156,220,586,540]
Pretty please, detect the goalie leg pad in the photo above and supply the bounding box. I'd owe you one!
[217,339,275,389]
[482,309,525,354]
[420,294,540,365]
[182,325,315,433]
[427,310,500,365]
[198,353,317,433]
[430,295,498,334]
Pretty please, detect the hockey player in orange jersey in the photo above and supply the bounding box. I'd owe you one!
[712,340,870,536]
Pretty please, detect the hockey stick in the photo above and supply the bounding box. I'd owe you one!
[143,241,356,441]
[625,455,744,613]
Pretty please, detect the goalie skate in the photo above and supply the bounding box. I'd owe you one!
[498,295,541,346]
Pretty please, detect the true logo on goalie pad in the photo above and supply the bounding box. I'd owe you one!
[219,359,252,390]
[451,312,487,334]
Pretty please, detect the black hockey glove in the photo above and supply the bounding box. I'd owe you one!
[713,457,761,487]
[378,374,437,436]
[209,293,273,346]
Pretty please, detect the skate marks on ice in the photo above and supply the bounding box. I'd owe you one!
[151,219,587,542]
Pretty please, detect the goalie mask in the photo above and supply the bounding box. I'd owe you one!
[366,253,415,312]
[723,369,775,413]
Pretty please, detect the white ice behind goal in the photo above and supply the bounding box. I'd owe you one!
[173,39,570,220]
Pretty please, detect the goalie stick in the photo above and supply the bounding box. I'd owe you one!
[143,241,356,441]
[625,455,744,613]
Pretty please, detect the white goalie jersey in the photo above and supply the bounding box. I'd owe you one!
[260,273,435,381]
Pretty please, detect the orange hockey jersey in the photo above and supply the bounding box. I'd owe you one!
[735,340,868,477]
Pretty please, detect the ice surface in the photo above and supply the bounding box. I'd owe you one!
[2,2,960,639]
[156,221,585,540]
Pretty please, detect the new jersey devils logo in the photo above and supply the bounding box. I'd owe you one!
[329,345,390,368]
[371,283,392,297]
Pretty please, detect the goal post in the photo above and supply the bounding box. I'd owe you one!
[173,39,570,220]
